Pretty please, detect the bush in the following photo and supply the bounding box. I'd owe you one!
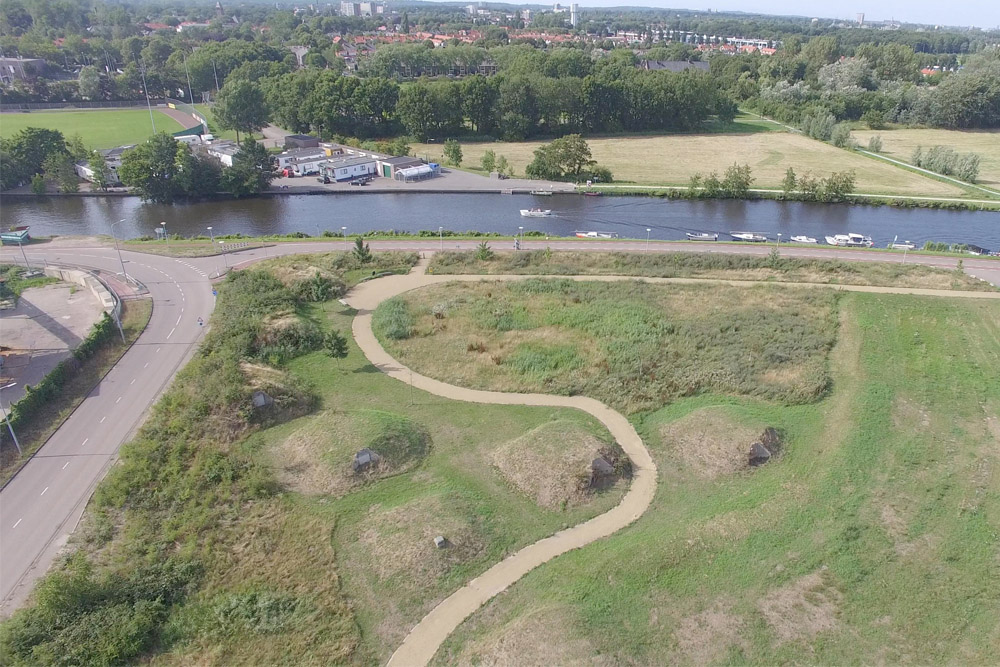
[372,297,412,340]
[867,135,883,152]
[830,123,854,149]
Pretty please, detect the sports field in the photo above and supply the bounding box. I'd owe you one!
[851,128,1000,188]
[0,108,184,148]
[413,131,967,197]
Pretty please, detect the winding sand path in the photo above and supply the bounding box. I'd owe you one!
[345,261,658,667]
[344,260,1000,666]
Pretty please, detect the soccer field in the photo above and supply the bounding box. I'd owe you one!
[0,108,184,149]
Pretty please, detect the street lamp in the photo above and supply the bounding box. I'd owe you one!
[776,233,782,249]
[645,228,651,253]
[0,382,22,455]
[207,226,214,244]
[439,226,443,251]
[518,226,523,251]
[341,226,347,251]
[110,218,130,284]
[219,240,229,270]
[160,221,168,253]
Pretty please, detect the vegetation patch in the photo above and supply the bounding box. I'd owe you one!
[492,420,622,509]
[659,407,770,479]
[429,250,996,292]
[378,280,839,413]
[757,570,843,646]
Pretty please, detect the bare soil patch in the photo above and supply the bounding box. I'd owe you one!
[659,407,766,479]
[674,600,747,665]
[492,420,617,509]
[891,396,931,431]
[757,570,842,645]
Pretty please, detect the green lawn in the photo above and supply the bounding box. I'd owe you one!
[0,109,183,149]
[383,289,1000,664]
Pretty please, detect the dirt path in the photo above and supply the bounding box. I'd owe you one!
[345,260,658,667]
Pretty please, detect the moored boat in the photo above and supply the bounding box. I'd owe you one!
[730,231,768,242]
[529,190,553,196]
[520,208,552,217]
[825,233,873,247]
[583,191,603,197]
[575,231,620,239]
[888,241,916,249]
[789,235,818,244]
[686,232,719,241]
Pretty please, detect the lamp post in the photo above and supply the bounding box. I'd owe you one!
[110,218,130,284]
[776,233,782,250]
[219,240,229,271]
[0,382,22,455]
[645,228,651,253]
[439,226,443,251]
[160,221,168,253]
[207,226,214,244]
[341,226,347,251]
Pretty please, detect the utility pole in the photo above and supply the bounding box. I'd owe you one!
[0,383,22,455]
[110,218,130,284]
[184,54,195,104]
[137,57,157,134]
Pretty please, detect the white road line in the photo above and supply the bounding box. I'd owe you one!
[156,347,161,353]
[12,519,21,529]
[100,416,106,423]
[130,378,136,385]
[175,315,182,326]
[144,362,149,369]
[167,326,175,339]
[115,396,122,404]
[62,462,70,470]
[81,438,89,447]
[40,486,49,496]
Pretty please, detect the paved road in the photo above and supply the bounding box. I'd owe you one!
[0,237,996,617]
[0,246,215,614]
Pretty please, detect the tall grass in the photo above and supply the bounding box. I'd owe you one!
[372,297,413,340]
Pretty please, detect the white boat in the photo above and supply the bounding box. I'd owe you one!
[529,190,553,196]
[686,232,719,241]
[789,235,818,244]
[825,233,873,248]
[520,208,552,217]
[730,231,768,242]
[888,241,916,250]
[575,231,620,239]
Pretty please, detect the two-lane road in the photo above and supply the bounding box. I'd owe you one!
[0,246,214,613]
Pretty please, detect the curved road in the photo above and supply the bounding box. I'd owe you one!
[0,237,997,620]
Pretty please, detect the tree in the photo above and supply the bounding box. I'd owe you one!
[395,85,435,141]
[43,153,79,193]
[495,155,512,177]
[118,133,187,204]
[781,167,797,197]
[220,140,275,198]
[867,135,883,153]
[443,139,462,167]
[352,237,372,263]
[525,134,595,180]
[821,170,856,201]
[830,123,854,149]
[30,173,46,195]
[324,330,349,360]
[475,241,494,261]
[78,66,101,100]
[481,149,496,173]
[214,79,268,145]
[6,127,67,178]
[387,138,410,157]
[88,151,109,191]
[721,163,754,198]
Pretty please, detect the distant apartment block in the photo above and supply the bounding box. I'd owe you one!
[341,1,384,16]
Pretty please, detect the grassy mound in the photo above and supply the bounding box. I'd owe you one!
[273,409,431,496]
[659,407,769,479]
[492,420,620,509]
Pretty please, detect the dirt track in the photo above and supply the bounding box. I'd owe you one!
[158,105,201,131]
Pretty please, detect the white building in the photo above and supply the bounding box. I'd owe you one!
[320,156,378,181]
[206,141,240,167]
[340,1,358,16]
[289,155,328,176]
[276,147,328,171]
[74,145,133,186]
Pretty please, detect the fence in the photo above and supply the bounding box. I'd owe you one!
[0,98,167,111]
[164,97,209,136]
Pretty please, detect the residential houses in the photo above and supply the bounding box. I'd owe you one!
[73,145,133,186]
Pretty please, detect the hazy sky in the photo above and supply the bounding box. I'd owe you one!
[568,2,1000,29]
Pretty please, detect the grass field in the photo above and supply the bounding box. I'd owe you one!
[851,128,1000,188]
[378,286,1000,664]
[0,254,628,665]
[0,108,184,149]
[429,250,996,292]
[412,131,966,197]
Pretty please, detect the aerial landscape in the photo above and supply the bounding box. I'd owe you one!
[0,0,998,665]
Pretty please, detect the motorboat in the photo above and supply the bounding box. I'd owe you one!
[529,190,554,196]
[583,191,603,197]
[686,232,719,241]
[825,233,874,247]
[888,241,916,250]
[520,208,552,217]
[575,231,620,239]
[730,231,768,242]
[789,235,818,244]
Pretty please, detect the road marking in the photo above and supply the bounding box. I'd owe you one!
[62,462,70,470]
[130,378,136,385]
[81,438,89,447]
[40,486,49,496]
[144,362,149,369]
[167,326,175,339]
[175,315,181,326]
[100,415,106,423]
[115,396,122,404]
[156,347,161,353]
[12,519,21,529]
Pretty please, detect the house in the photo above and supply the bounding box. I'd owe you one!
[276,147,328,170]
[320,156,378,182]
[289,154,328,176]
[639,60,710,73]
[74,145,134,186]
[206,141,240,167]
[376,156,425,179]
[0,57,45,83]
[284,134,320,149]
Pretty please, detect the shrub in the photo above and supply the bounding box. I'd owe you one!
[867,135,883,152]
[373,297,412,339]
[474,241,494,261]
